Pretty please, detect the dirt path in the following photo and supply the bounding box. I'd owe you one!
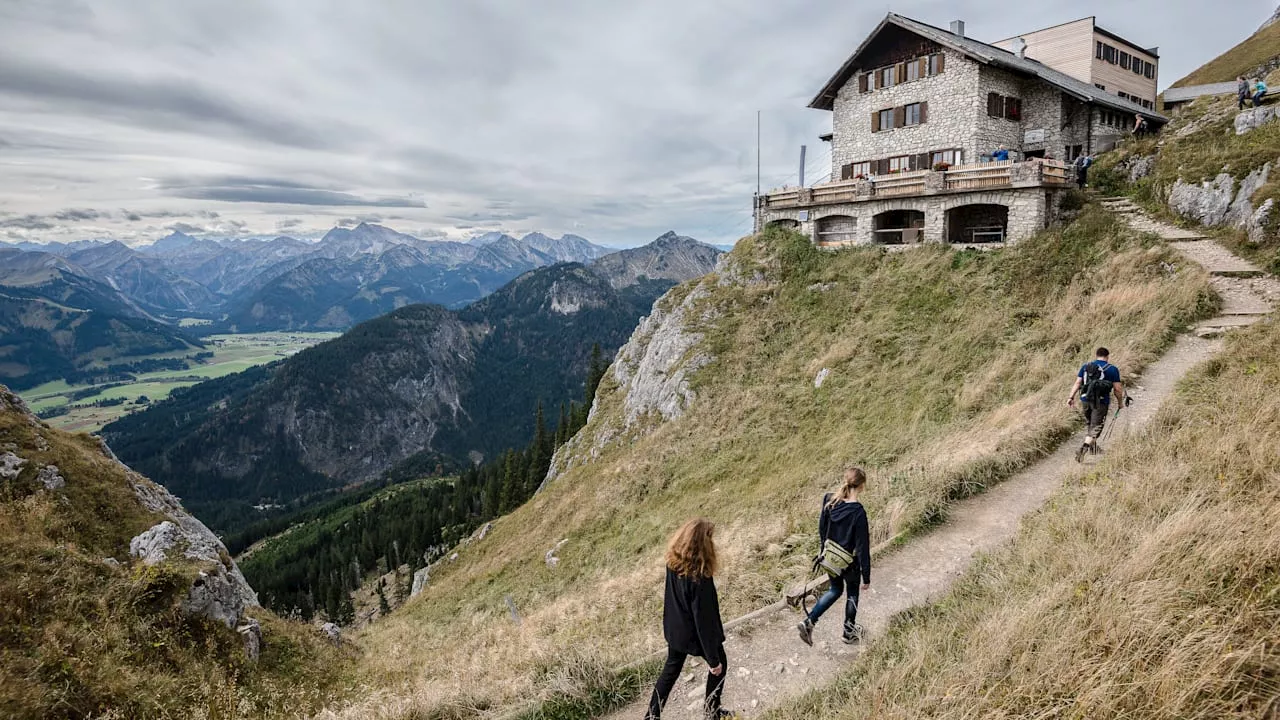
[600,206,1275,720]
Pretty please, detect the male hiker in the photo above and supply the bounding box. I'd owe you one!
[1239,76,1251,109]
[1074,153,1093,189]
[1067,347,1126,455]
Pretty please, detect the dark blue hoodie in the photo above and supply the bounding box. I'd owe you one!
[820,494,871,584]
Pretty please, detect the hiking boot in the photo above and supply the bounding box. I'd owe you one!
[1074,443,1087,463]
[796,618,814,647]
[842,624,863,644]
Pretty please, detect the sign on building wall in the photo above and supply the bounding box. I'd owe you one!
[1024,128,1046,143]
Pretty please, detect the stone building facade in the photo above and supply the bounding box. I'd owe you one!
[757,13,1165,247]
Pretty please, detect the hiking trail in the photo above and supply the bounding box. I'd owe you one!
[597,202,1277,720]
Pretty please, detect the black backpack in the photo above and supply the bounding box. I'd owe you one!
[1083,362,1113,403]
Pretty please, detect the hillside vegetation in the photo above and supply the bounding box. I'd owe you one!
[1171,16,1280,88]
[329,209,1213,719]
[0,387,348,719]
[764,317,1280,720]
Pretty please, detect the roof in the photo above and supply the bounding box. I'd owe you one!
[1162,82,1238,103]
[994,16,1159,59]
[808,13,1168,123]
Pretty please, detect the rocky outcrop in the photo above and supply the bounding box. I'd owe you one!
[1168,163,1273,242]
[1262,4,1280,31]
[0,451,25,481]
[612,282,714,428]
[410,567,430,598]
[36,465,65,490]
[1235,106,1279,135]
[1127,155,1156,183]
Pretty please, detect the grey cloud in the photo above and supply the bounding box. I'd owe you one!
[168,222,207,234]
[123,211,142,221]
[0,55,348,150]
[276,218,303,230]
[0,215,55,230]
[159,176,423,208]
[52,207,102,221]
[336,215,385,228]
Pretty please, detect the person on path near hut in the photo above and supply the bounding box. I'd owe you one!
[797,467,872,647]
[1075,153,1094,189]
[1239,76,1251,109]
[644,518,736,720]
[1254,79,1269,107]
[1068,347,1128,456]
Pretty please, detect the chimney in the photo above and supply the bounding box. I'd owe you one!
[950,20,965,38]
[1012,37,1028,59]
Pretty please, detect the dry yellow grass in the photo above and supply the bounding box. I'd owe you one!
[327,210,1214,719]
[762,319,1280,719]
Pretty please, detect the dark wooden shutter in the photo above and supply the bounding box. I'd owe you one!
[877,158,890,175]
[988,92,1002,118]
[898,63,908,83]
[858,73,869,93]
[917,57,927,80]
[894,105,905,129]
[871,111,880,132]
[920,101,929,124]
[841,163,854,180]
[874,69,882,90]
[1005,97,1022,121]
[917,153,930,170]
[935,53,945,74]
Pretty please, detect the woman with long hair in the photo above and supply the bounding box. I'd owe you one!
[797,467,871,646]
[644,518,734,720]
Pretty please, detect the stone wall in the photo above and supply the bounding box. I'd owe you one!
[761,187,1054,245]
[831,48,980,175]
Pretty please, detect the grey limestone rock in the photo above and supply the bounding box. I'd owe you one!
[1169,173,1236,227]
[411,567,430,598]
[1235,106,1279,135]
[182,566,249,629]
[321,622,342,645]
[0,452,25,481]
[238,619,263,662]
[37,465,65,491]
[1127,155,1156,183]
[612,282,713,429]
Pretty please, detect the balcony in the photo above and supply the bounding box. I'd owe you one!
[759,159,1074,211]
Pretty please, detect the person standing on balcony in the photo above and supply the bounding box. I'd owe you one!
[992,146,1010,162]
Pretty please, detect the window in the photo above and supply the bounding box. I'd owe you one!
[850,161,870,178]
[1131,59,1143,75]
[930,149,964,167]
[1118,91,1130,101]
[879,65,896,89]
[1095,83,1106,90]
[904,60,921,82]
[1004,96,1022,121]
[1100,43,1118,64]
[1096,40,1104,59]
[988,93,1022,121]
[1144,61,1155,79]
[887,155,913,173]
[1119,51,1131,70]
[904,102,924,126]
[870,107,890,133]
[928,53,945,76]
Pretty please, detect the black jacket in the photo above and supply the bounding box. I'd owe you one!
[661,568,726,666]
[819,494,871,584]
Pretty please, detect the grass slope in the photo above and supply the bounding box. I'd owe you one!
[331,209,1213,719]
[0,389,350,719]
[764,318,1280,720]
[1171,18,1280,88]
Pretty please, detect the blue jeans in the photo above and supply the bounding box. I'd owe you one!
[807,573,861,633]
[1255,90,1268,107]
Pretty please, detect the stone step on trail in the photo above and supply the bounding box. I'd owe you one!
[1171,240,1266,278]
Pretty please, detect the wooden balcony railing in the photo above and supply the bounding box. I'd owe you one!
[759,159,1075,210]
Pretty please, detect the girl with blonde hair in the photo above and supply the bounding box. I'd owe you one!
[797,467,871,646]
[644,518,735,720]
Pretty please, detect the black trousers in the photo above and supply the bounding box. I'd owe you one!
[1077,167,1088,188]
[645,646,726,719]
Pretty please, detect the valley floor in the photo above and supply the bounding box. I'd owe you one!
[596,205,1278,719]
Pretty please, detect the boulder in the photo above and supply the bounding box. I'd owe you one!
[182,566,249,629]
[1250,199,1276,243]
[1127,155,1156,183]
[1235,106,1279,135]
[0,452,26,481]
[1227,164,1272,229]
[36,465,65,491]
[238,619,263,662]
[320,622,342,645]
[410,567,430,598]
[1169,173,1235,226]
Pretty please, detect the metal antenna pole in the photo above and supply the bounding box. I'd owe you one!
[799,144,807,187]
[756,110,761,197]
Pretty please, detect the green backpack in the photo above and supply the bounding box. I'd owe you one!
[818,539,854,578]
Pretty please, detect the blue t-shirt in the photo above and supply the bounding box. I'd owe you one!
[1077,360,1121,404]
[993,149,1010,161]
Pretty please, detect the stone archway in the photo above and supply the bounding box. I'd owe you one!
[944,204,1009,243]
[872,209,925,244]
[815,215,857,247]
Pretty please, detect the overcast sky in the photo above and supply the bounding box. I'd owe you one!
[0,0,1272,248]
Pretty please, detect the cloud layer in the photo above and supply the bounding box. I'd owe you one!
[0,0,1266,247]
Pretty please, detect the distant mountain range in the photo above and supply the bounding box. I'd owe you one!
[102,237,721,533]
[0,224,721,389]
